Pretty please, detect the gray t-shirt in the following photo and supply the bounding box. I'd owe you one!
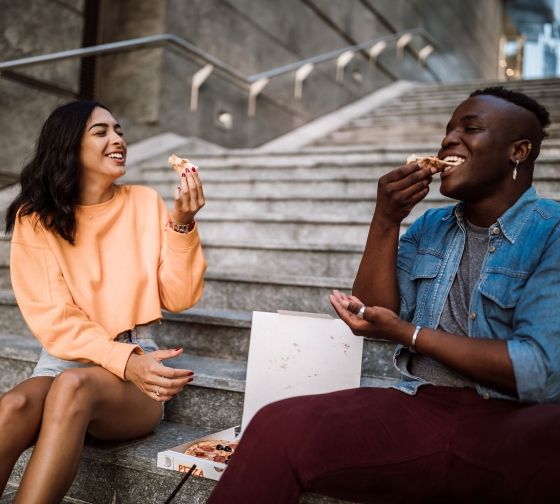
[408,220,488,387]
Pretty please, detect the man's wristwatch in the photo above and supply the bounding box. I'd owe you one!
[167,218,196,234]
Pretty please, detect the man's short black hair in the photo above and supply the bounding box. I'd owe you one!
[470,86,550,139]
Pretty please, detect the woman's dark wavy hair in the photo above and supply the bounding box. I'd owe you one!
[5,100,109,245]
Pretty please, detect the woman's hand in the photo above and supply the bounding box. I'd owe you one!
[124,348,193,402]
[374,163,433,226]
[329,290,412,345]
[172,165,205,225]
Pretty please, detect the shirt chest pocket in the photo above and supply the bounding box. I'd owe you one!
[408,253,443,322]
[479,272,528,309]
[478,272,528,329]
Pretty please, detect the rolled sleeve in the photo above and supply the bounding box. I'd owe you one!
[506,225,560,403]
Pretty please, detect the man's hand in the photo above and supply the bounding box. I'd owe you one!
[374,163,434,226]
[329,290,412,345]
[124,348,193,402]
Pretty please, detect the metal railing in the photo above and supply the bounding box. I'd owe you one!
[0,29,437,117]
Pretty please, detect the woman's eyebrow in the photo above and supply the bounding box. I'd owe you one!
[88,122,122,131]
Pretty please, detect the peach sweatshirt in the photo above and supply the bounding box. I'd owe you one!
[10,185,206,380]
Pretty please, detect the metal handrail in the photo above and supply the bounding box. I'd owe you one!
[250,28,436,81]
[0,34,249,88]
[0,29,437,116]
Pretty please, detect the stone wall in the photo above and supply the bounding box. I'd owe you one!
[0,0,85,175]
[0,0,505,173]
[96,0,504,148]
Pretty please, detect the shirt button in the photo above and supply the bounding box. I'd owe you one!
[492,227,501,235]
[488,245,496,253]
[470,312,477,320]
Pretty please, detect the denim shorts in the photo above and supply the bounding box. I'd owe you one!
[31,322,160,378]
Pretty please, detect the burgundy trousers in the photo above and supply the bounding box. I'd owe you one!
[207,386,560,504]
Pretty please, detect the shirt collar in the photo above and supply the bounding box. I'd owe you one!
[440,187,538,244]
[496,186,538,244]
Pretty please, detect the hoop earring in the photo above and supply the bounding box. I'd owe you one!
[513,159,519,181]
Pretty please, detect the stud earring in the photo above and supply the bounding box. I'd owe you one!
[513,159,519,181]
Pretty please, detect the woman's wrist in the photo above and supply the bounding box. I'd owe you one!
[167,218,196,233]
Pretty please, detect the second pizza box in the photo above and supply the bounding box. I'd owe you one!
[157,310,363,480]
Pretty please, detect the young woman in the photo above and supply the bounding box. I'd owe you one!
[1,100,206,503]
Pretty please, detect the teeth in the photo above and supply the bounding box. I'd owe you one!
[108,153,124,159]
[443,156,465,166]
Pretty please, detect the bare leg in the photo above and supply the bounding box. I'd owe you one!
[14,366,163,504]
[0,377,53,496]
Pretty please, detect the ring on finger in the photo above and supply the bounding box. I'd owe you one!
[156,386,161,397]
[357,305,366,319]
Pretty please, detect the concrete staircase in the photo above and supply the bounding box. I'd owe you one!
[2,77,560,503]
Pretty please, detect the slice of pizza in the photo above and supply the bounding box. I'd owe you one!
[168,154,198,173]
[185,440,239,465]
[405,154,453,173]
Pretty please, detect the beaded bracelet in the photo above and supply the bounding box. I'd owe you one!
[167,218,196,234]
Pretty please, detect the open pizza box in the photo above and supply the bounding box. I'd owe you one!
[157,310,363,480]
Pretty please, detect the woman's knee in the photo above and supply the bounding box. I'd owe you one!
[44,369,95,419]
[0,390,33,424]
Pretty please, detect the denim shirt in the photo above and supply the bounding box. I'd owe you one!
[393,187,560,404]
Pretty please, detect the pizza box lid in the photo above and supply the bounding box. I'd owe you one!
[157,310,363,479]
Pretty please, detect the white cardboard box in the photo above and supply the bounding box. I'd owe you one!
[157,310,363,480]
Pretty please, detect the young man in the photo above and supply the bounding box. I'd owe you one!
[208,88,560,503]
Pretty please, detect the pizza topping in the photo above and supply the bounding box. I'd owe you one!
[216,444,233,452]
[185,439,239,464]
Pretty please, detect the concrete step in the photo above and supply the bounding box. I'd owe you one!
[403,80,560,95]
[202,239,363,278]
[201,271,351,314]
[318,125,560,145]
[0,292,400,379]
[164,195,452,218]
[196,213,376,246]
[5,420,365,504]
[1,483,94,503]
[201,196,375,216]
[0,330,397,434]
[0,332,247,430]
[0,288,253,361]
[136,151,437,174]
[142,170,560,201]
[367,97,560,115]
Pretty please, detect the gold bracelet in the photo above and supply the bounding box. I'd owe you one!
[167,218,196,234]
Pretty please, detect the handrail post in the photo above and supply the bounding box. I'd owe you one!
[396,33,414,60]
[418,44,434,66]
[294,63,314,100]
[248,78,269,117]
[368,41,387,63]
[190,64,214,111]
[336,50,354,82]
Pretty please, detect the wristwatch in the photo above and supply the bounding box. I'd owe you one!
[167,218,196,234]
